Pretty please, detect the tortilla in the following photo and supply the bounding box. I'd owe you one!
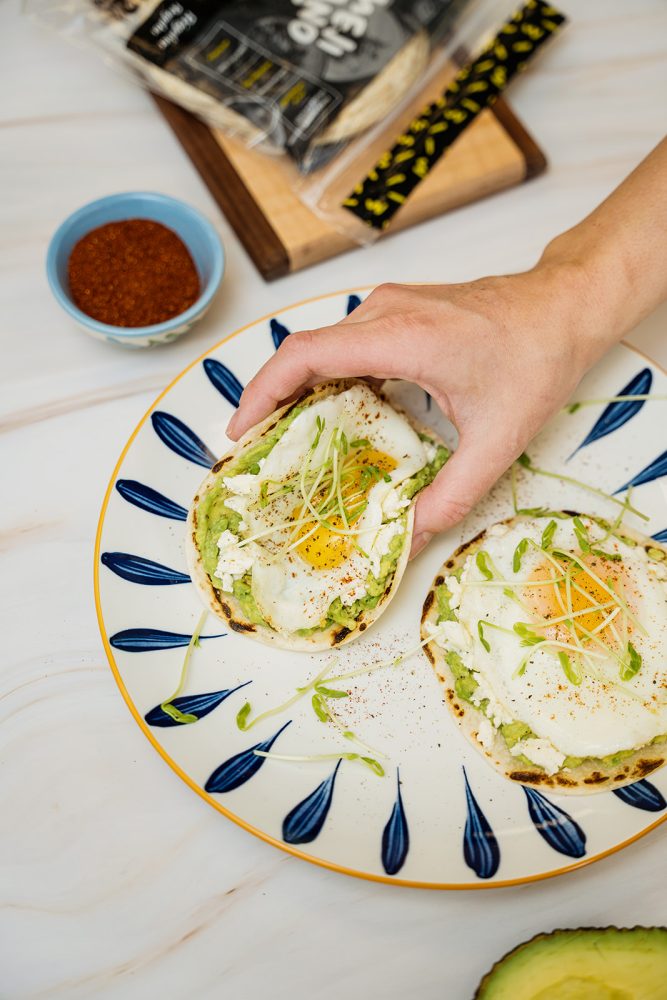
[187,378,445,652]
[420,514,667,794]
[315,31,430,147]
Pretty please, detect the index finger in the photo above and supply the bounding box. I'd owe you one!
[226,318,410,440]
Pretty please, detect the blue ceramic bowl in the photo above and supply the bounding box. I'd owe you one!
[46,192,224,348]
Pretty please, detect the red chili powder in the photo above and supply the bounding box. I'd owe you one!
[68,219,201,327]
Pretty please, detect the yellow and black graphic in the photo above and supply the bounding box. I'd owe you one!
[342,1,566,230]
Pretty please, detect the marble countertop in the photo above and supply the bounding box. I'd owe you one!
[2,1,667,996]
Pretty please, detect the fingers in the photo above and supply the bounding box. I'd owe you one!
[409,431,519,558]
[227,318,414,440]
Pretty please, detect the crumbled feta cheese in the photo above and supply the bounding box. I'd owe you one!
[215,531,256,593]
[437,619,473,653]
[368,519,404,576]
[471,670,513,727]
[510,738,566,775]
[223,474,260,496]
[340,578,372,607]
[425,619,474,668]
[477,717,497,751]
[424,441,438,462]
[382,489,410,520]
[487,522,510,538]
[224,494,248,516]
[444,574,461,610]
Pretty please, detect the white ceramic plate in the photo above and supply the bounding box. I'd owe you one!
[95,288,667,888]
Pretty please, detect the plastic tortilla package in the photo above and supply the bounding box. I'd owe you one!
[27,0,468,171]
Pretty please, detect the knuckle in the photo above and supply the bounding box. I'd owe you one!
[371,282,401,304]
[281,329,313,356]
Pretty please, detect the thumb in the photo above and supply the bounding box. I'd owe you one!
[410,433,517,557]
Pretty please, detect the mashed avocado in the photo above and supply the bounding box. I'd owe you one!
[231,578,267,625]
[403,444,448,499]
[196,402,447,635]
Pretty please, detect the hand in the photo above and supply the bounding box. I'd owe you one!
[227,267,597,556]
[227,140,667,557]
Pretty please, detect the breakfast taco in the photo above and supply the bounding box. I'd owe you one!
[187,378,448,650]
[421,512,667,793]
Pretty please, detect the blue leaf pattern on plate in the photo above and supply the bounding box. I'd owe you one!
[651,529,667,544]
[615,449,667,494]
[568,367,652,460]
[613,779,667,812]
[203,358,244,407]
[151,411,217,468]
[270,318,291,349]
[144,682,252,727]
[115,480,187,521]
[101,552,189,585]
[346,294,362,314]
[462,767,500,879]
[282,759,341,845]
[381,769,409,875]
[109,629,225,652]
[205,721,292,794]
[523,787,586,858]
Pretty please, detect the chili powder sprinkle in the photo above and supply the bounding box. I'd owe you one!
[68,219,200,327]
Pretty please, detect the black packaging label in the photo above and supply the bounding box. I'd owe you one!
[127,1,456,164]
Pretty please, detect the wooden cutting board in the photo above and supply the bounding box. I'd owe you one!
[153,61,545,281]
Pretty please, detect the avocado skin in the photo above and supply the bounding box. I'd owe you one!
[474,927,667,999]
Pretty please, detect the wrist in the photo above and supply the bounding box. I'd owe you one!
[536,230,633,370]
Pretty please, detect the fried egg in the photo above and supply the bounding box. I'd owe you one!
[442,516,667,764]
[217,384,431,634]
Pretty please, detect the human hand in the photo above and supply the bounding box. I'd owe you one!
[227,140,667,557]
[226,267,599,556]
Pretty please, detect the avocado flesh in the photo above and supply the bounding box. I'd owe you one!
[475,927,667,1000]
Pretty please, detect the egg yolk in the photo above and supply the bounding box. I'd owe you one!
[527,555,634,646]
[293,447,397,570]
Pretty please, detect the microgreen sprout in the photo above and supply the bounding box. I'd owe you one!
[236,662,333,731]
[558,651,582,686]
[573,516,592,554]
[513,623,545,647]
[620,641,643,682]
[476,550,495,581]
[252,751,385,777]
[564,394,667,412]
[159,610,208,725]
[477,620,491,652]
[541,519,557,550]
[513,537,529,573]
[516,453,649,521]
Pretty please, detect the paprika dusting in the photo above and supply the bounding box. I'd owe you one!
[68,219,200,327]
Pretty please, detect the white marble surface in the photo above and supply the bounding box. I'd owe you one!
[2,1,667,996]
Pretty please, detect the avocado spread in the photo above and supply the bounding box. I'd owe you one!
[195,403,447,635]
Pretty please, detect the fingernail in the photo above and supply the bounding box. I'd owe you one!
[226,415,238,439]
[410,531,433,559]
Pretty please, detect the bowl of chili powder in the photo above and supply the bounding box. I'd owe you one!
[46,192,224,348]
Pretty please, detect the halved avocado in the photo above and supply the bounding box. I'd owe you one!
[475,927,667,1000]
